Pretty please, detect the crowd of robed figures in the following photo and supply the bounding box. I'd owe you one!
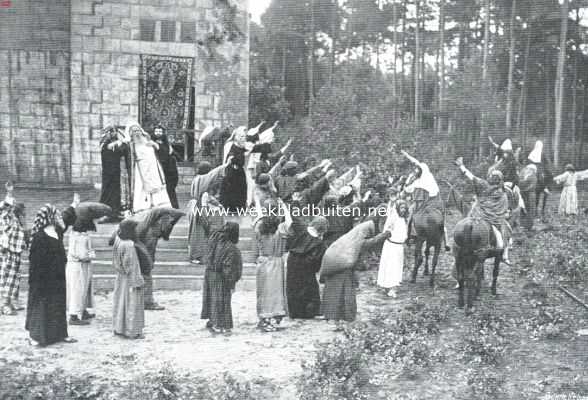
[1,121,587,345]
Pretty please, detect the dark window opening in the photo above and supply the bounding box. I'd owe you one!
[140,19,155,41]
[180,21,196,43]
[160,20,176,42]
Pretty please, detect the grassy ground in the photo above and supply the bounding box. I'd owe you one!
[1,192,588,399]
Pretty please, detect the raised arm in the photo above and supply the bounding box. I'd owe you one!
[576,169,588,181]
[269,155,287,179]
[401,150,423,168]
[488,136,500,149]
[454,157,475,181]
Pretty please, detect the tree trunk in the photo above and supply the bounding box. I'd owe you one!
[479,0,491,158]
[505,0,517,136]
[329,0,337,86]
[308,0,315,118]
[281,46,287,88]
[437,0,446,136]
[553,0,569,168]
[392,1,398,98]
[414,0,421,129]
[516,27,531,136]
[571,8,580,164]
[400,0,407,107]
[579,75,588,165]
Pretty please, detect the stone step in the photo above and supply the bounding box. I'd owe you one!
[89,223,256,238]
[18,274,258,292]
[21,247,259,263]
[58,234,258,251]
[20,258,260,274]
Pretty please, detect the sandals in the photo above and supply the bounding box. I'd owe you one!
[63,337,78,344]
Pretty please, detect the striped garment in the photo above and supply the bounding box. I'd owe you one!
[1,250,23,306]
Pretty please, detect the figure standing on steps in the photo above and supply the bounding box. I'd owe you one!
[151,125,179,209]
[98,126,131,222]
[187,157,232,264]
[126,122,172,213]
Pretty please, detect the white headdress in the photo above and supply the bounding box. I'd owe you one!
[500,139,513,151]
[528,140,543,163]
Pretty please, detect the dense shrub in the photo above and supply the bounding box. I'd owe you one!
[298,337,369,400]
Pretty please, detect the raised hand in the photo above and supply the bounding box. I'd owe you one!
[5,180,14,193]
[325,169,336,180]
[454,157,464,167]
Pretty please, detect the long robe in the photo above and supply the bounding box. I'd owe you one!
[132,140,171,213]
[130,207,184,306]
[188,165,225,261]
[201,227,243,330]
[152,134,179,209]
[254,222,289,319]
[220,142,272,212]
[112,237,145,337]
[99,136,131,215]
[377,203,408,289]
[554,170,588,215]
[285,219,326,319]
[320,221,389,322]
[65,231,94,316]
[25,231,69,346]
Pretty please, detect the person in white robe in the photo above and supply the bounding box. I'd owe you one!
[377,200,409,298]
[124,122,171,213]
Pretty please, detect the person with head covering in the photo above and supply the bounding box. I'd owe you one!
[220,126,276,212]
[400,150,444,242]
[553,164,588,216]
[65,203,111,325]
[201,222,242,334]
[455,157,512,265]
[25,204,77,346]
[253,173,278,219]
[187,156,233,264]
[187,191,225,264]
[290,165,336,217]
[151,125,180,209]
[377,199,409,298]
[254,198,291,332]
[0,182,29,316]
[284,214,329,319]
[488,137,520,186]
[98,126,132,222]
[112,219,145,339]
[126,122,171,213]
[527,140,553,191]
[320,220,391,329]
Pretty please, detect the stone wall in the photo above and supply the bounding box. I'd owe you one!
[0,0,71,184]
[0,0,249,185]
[69,0,249,184]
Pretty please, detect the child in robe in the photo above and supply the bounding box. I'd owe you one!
[112,219,145,339]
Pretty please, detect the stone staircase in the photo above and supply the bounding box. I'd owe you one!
[19,216,260,292]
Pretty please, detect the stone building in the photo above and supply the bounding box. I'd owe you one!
[0,0,249,186]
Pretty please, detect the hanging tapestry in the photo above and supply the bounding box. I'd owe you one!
[140,55,193,133]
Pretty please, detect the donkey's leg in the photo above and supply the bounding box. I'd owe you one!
[466,266,477,313]
[430,243,441,288]
[411,239,424,283]
[423,244,430,276]
[457,258,465,308]
[491,256,500,296]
